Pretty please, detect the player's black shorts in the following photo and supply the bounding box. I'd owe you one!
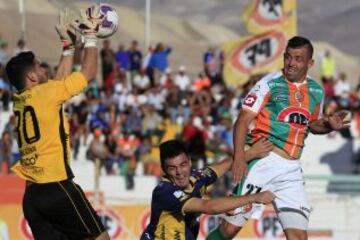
[23,179,105,240]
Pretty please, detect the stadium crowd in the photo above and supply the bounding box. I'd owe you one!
[1,36,360,189]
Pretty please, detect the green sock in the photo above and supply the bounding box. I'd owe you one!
[206,227,231,240]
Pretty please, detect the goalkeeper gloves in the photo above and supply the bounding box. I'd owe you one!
[71,5,103,48]
[55,8,80,56]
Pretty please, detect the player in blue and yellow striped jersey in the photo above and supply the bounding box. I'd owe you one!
[140,140,275,240]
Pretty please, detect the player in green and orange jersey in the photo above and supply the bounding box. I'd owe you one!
[207,36,350,240]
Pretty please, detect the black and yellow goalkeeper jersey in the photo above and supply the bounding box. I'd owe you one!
[12,72,87,183]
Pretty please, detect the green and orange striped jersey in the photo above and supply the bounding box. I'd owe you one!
[12,72,88,183]
[242,71,324,159]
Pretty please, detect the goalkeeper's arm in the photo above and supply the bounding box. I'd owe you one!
[72,5,103,82]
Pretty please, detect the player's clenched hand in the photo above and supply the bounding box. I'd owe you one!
[327,110,351,130]
[232,155,248,184]
[252,191,275,204]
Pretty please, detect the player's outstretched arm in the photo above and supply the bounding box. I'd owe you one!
[80,43,97,81]
[209,139,273,177]
[72,5,103,81]
[183,191,275,215]
[208,157,232,178]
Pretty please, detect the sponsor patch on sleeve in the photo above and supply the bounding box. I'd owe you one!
[244,93,257,107]
[173,190,185,199]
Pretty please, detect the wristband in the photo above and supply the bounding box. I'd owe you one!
[61,39,75,56]
[62,48,75,56]
[62,40,73,49]
[84,35,97,48]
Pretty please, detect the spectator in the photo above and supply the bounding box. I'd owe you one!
[13,39,30,56]
[128,40,143,80]
[0,131,12,174]
[182,116,208,168]
[322,77,335,106]
[142,104,164,139]
[159,68,174,88]
[190,87,212,118]
[0,65,11,111]
[104,133,119,174]
[165,84,181,123]
[115,44,129,71]
[89,103,109,133]
[335,72,351,97]
[142,46,154,86]
[125,88,145,110]
[149,42,172,82]
[174,65,190,92]
[203,46,215,72]
[193,72,211,92]
[3,116,21,167]
[73,97,90,145]
[69,112,81,160]
[124,108,143,136]
[0,41,8,65]
[320,50,336,82]
[133,69,151,93]
[147,86,165,114]
[88,128,109,174]
[218,50,225,74]
[100,39,115,86]
[117,132,140,190]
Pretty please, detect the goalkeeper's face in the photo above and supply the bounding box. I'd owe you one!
[31,59,48,84]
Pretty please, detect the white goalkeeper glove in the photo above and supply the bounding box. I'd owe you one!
[55,8,80,56]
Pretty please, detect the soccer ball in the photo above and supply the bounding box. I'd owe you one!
[87,4,118,39]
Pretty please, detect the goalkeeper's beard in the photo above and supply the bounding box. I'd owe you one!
[38,72,48,84]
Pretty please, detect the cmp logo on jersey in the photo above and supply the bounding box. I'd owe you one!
[277,107,311,129]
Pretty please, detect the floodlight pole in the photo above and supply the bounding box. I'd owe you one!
[19,0,26,40]
[145,0,151,48]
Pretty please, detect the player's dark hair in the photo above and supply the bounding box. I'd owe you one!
[5,51,36,91]
[159,140,189,172]
[286,36,313,59]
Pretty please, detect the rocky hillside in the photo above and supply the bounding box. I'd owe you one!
[0,0,359,83]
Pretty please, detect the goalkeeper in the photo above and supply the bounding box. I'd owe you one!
[5,6,110,240]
